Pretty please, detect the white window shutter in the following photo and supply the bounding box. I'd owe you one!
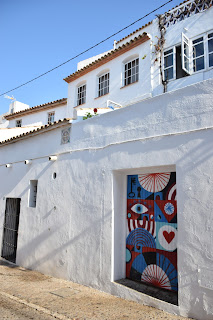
[181,32,191,75]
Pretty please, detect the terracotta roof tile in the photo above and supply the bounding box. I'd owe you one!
[64,33,150,83]
[114,0,190,45]
[0,118,70,146]
[4,98,67,120]
[116,21,152,44]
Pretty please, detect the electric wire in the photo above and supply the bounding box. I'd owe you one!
[0,0,173,97]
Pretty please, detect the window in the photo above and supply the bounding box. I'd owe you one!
[98,73,109,97]
[16,119,22,127]
[208,32,213,68]
[124,58,139,86]
[192,37,204,72]
[77,84,86,106]
[164,49,174,81]
[48,112,55,124]
[163,31,213,81]
[29,180,38,208]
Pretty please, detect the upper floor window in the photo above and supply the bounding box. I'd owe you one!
[124,58,139,86]
[16,119,22,127]
[164,31,213,81]
[48,112,55,124]
[98,73,109,97]
[208,32,213,67]
[192,37,204,72]
[77,84,86,106]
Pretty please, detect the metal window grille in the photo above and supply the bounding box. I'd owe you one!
[77,84,86,106]
[98,73,109,97]
[164,48,174,81]
[16,120,22,127]
[208,32,213,67]
[48,112,55,124]
[124,58,139,86]
[1,198,21,263]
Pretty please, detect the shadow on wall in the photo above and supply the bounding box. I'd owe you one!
[17,202,111,285]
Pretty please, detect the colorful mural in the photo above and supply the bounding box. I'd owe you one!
[126,172,177,291]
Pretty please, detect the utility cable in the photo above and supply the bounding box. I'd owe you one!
[0,0,173,97]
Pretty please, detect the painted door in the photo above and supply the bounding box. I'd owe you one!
[126,172,177,291]
[1,198,21,263]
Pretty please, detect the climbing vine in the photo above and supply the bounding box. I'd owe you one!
[153,14,167,93]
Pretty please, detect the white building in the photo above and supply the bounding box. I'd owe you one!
[64,0,213,119]
[0,98,68,142]
[0,1,213,319]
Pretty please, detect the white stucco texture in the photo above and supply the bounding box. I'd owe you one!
[66,6,213,119]
[0,79,213,320]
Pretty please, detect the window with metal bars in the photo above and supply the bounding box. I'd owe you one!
[77,84,86,106]
[124,58,139,86]
[98,73,109,97]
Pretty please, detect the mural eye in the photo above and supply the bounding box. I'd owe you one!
[131,203,148,214]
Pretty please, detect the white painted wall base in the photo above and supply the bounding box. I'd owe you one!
[0,79,213,320]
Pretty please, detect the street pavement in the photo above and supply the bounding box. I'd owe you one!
[0,259,193,320]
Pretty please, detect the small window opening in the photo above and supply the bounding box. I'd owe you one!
[176,46,188,79]
[48,112,55,124]
[53,172,57,179]
[29,180,38,208]
[16,119,22,127]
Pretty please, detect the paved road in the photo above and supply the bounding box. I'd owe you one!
[0,259,192,320]
[0,294,54,320]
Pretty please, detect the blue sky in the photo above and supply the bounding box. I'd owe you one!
[0,0,182,114]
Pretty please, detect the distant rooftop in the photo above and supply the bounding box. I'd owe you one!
[4,98,67,120]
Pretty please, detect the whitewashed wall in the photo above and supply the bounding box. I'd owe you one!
[8,104,67,128]
[67,40,152,119]
[67,6,213,119]
[152,6,213,96]
[0,127,41,142]
[0,79,213,320]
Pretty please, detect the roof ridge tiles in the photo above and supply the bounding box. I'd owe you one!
[64,32,149,83]
[4,98,67,120]
[0,118,71,146]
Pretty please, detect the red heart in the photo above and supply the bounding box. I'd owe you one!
[163,231,175,244]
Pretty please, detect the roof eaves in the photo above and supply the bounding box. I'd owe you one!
[114,0,190,45]
[4,98,67,120]
[116,21,152,44]
[64,32,150,83]
[0,118,71,147]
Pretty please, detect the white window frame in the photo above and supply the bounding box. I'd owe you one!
[98,72,110,97]
[77,84,86,106]
[123,57,139,86]
[207,31,213,68]
[16,119,22,127]
[163,30,213,81]
[47,111,55,124]
[181,32,192,75]
[163,47,175,81]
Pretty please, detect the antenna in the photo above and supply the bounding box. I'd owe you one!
[4,95,16,101]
